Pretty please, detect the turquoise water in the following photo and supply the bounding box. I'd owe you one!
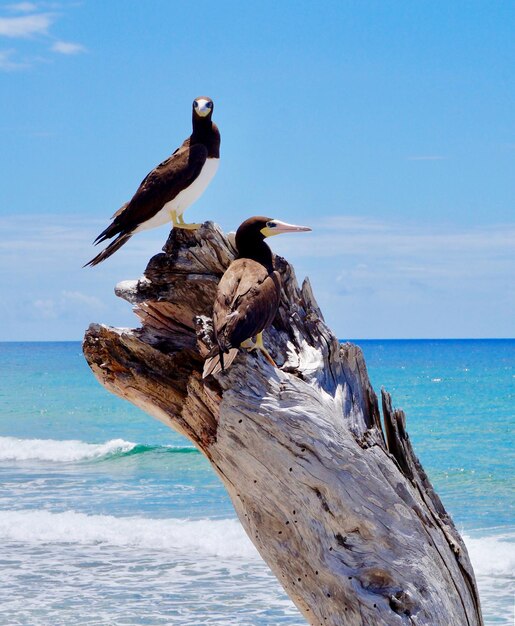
[0,340,513,625]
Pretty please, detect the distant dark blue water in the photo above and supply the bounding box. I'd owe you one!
[0,340,513,625]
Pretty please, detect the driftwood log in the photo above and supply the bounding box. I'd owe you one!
[83,222,483,626]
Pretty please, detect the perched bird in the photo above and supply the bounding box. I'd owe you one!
[203,216,311,377]
[85,96,220,267]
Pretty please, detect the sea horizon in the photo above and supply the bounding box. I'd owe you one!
[2,337,514,343]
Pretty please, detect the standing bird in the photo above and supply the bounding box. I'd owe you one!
[85,96,220,267]
[203,216,311,377]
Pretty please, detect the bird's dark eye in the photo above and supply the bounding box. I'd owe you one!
[193,101,199,108]
[267,221,276,228]
[207,102,213,108]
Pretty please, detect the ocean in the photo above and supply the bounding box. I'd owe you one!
[0,340,513,625]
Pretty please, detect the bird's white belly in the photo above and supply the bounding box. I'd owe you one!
[135,158,219,232]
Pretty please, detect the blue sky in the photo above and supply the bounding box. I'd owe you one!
[1,1,513,340]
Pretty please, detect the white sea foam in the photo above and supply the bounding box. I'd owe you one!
[0,508,512,577]
[0,436,136,462]
[463,532,515,577]
[0,509,259,559]
[0,510,513,624]
[464,533,515,625]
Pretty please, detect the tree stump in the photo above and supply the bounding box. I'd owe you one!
[83,222,483,626]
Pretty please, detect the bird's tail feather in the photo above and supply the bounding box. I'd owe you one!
[202,348,239,378]
[93,204,129,245]
[93,224,116,246]
[93,230,109,246]
[84,233,132,267]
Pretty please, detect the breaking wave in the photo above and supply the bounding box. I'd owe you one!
[0,507,512,577]
[464,531,515,577]
[0,509,258,559]
[0,436,196,463]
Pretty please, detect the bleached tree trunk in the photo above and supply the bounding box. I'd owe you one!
[83,223,483,626]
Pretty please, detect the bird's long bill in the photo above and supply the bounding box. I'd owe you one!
[261,219,312,237]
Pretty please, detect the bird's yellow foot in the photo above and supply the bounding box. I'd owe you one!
[174,222,202,230]
[172,213,201,230]
[254,333,277,367]
[241,335,277,366]
[170,210,180,228]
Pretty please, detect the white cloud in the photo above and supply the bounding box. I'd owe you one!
[0,215,104,254]
[51,40,85,55]
[0,5,85,70]
[0,48,26,70]
[274,216,515,261]
[0,214,168,268]
[61,290,104,311]
[0,12,53,38]
[33,297,57,319]
[1,213,514,340]
[6,3,39,13]
[265,215,515,337]
[31,291,105,322]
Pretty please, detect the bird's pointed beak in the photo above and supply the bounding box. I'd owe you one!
[261,219,312,237]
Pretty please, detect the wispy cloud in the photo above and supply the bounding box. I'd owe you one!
[0,3,85,70]
[51,40,85,55]
[61,290,104,310]
[1,213,514,340]
[275,215,515,261]
[6,2,39,13]
[0,12,53,38]
[0,48,27,70]
[0,214,160,259]
[33,297,57,319]
[33,290,105,320]
[0,214,147,340]
[270,214,515,337]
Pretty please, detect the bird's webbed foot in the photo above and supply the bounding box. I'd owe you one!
[251,332,277,367]
[173,212,201,230]
[175,222,202,230]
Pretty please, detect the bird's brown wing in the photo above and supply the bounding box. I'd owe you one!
[213,259,281,351]
[94,139,207,243]
[132,137,193,196]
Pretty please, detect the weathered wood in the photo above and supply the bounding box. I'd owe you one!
[83,222,483,626]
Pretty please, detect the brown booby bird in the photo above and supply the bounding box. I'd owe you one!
[85,96,220,267]
[203,216,311,377]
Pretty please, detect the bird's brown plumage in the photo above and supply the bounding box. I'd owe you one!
[85,97,220,267]
[213,258,281,354]
[95,140,209,243]
[203,217,282,376]
[202,216,310,377]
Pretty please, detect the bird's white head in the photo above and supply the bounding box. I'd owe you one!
[193,96,214,118]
